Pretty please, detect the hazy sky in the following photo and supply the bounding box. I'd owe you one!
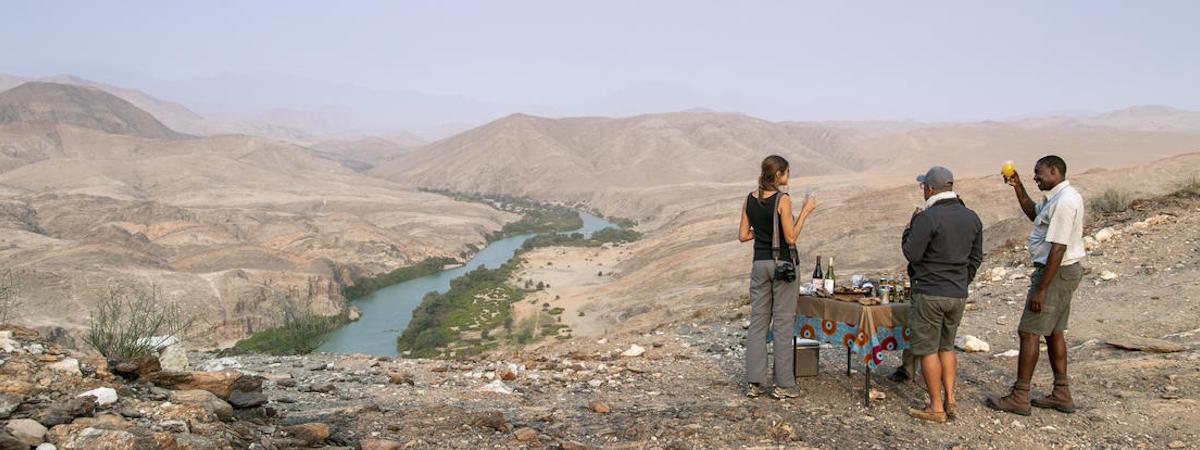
[3,1,1198,122]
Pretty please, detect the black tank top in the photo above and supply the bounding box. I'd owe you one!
[746,192,789,261]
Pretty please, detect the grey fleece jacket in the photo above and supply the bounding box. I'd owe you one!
[902,197,983,299]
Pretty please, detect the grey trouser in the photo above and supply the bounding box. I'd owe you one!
[746,260,798,387]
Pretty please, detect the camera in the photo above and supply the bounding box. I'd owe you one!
[774,261,796,282]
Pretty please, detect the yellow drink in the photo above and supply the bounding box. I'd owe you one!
[1001,160,1016,178]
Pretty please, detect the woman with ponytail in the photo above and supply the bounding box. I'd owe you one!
[737,155,818,399]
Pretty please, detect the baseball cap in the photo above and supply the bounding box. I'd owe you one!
[917,166,954,190]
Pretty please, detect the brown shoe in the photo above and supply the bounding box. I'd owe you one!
[945,401,957,420]
[986,381,1032,416]
[1032,380,1076,413]
[907,407,947,423]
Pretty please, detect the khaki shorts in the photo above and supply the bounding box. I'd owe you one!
[1019,263,1084,336]
[908,293,966,356]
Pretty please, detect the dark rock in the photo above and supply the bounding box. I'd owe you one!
[387,372,415,386]
[109,355,162,380]
[0,393,21,419]
[468,411,511,432]
[230,374,264,392]
[233,407,272,423]
[36,396,96,427]
[228,390,267,409]
[275,378,298,388]
[117,406,144,419]
[0,431,28,450]
[304,383,336,394]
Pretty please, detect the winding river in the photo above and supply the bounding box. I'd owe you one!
[318,211,617,355]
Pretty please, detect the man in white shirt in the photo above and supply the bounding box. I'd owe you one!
[988,155,1086,416]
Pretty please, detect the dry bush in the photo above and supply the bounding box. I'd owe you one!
[0,270,22,323]
[84,284,194,358]
[1177,175,1200,196]
[1090,187,1132,213]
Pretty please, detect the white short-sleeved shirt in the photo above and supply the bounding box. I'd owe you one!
[1028,180,1086,266]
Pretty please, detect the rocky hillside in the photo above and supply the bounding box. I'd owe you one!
[370,112,872,203]
[0,82,187,140]
[0,84,515,344]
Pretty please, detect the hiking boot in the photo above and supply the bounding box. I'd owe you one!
[888,370,911,383]
[986,381,1032,416]
[770,386,800,399]
[907,407,947,424]
[745,383,766,398]
[1032,379,1076,413]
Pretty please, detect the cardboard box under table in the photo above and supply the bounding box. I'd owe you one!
[794,295,911,406]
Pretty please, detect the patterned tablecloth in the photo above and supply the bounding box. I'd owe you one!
[795,296,911,369]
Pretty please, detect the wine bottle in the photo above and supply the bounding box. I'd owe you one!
[811,256,823,293]
[823,257,836,294]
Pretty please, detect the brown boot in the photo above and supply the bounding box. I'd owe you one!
[1032,379,1076,413]
[986,380,1032,416]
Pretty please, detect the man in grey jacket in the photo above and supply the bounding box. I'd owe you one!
[901,166,983,423]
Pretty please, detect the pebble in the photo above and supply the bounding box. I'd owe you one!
[478,380,513,395]
[994,349,1020,358]
[78,387,119,408]
[621,345,646,358]
[513,427,538,442]
[589,400,610,414]
[47,358,81,376]
[955,335,991,353]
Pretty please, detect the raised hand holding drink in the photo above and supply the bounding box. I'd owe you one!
[1001,160,1016,181]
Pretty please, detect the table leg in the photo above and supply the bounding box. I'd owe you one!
[864,364,871,407]
[845,347,851,376]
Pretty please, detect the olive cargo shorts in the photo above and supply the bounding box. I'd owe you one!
[907,293,966,356]
[1019,263,1084,336]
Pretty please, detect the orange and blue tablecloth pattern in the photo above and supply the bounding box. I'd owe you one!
[794,296,911,369]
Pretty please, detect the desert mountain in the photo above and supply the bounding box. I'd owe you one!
[310,135,427,172]
[0,75,216,136]
[0,86,514,343]
[1014,105,1200,132]
[370,112,872,202]
[0,82,188,139]
[379,108,1200,216]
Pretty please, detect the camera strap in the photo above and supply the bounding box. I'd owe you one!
[771,193,782,264]
[771,193,798,264]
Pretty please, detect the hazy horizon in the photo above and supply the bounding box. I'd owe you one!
[3,1,1199,133]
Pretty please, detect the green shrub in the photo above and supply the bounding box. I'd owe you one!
[1090,187,1132,213]
[343,257,457,300]
[234,284,348,355]
[85,285,194,359]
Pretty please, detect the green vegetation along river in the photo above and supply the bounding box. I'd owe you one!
[318,211,617,356]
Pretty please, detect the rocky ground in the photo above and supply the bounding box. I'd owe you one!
[0,323,349,449]
[4,191,1197,449]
